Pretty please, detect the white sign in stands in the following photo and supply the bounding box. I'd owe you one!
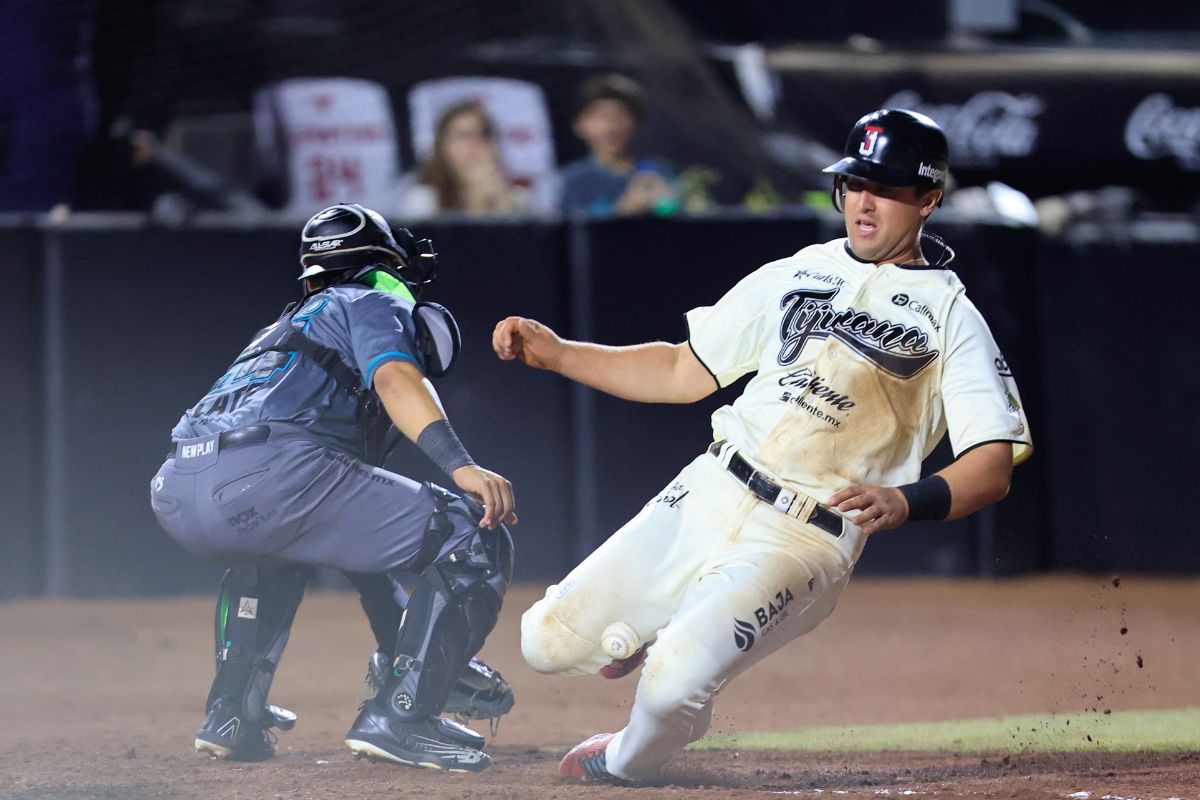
[254,78,401,216]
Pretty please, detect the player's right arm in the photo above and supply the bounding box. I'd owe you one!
[347,291,515,528]
[492,316,716,404]
[373,360,516,528]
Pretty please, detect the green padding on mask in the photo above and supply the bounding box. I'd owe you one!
[361,269,416,302]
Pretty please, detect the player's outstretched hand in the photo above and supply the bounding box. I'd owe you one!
[492,316,563,371]
[828,484,909,536]
[453,465,518,529]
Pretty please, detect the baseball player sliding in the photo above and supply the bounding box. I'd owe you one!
[493,108,1032,782]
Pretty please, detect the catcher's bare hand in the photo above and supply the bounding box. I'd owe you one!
[829,484,908,536]
[492,316,564,371]
[452,465,517,529]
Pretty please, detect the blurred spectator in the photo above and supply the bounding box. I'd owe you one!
[74,118,162,211]
[398,100,528,217]
[407,76,559,214]
[559,74,677,217]
[74,116,266,221]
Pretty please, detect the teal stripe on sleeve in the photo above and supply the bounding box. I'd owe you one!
[366,351,420,385]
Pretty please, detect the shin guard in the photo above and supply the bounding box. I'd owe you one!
[205,564,309,723]
[380,523,512,720]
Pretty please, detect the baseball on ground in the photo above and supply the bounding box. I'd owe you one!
[601,621,641,660]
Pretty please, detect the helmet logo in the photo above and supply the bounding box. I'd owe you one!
[917,163,945,183]
[309,238,343,252]
[859,125,884,156]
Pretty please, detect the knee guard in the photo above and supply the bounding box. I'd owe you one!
[344,483,513,655]
[378,518,513,721]
[417,483,513,593]
[205,564,309,724]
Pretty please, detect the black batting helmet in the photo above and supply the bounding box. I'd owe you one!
[823,109,949,209]
[298,204,437,287]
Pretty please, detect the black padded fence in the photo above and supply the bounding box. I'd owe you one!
[1035,224,1200,572]
[0,223,45,599]
[3,212,1194,597]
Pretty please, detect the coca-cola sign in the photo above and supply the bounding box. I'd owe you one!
[882,90,1044,168]
[1125,94,1200,171]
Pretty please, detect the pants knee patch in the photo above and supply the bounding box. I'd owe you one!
[519,601,595,675]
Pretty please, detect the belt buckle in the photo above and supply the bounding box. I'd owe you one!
[773,488,796,514]
[747,470,770,500]
[807,504,846,539]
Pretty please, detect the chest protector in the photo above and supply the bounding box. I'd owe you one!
[231,300,396,465]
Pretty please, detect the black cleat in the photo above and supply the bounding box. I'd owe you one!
[345,706,491,773]
[432,715,486,751]
[366,652,513,723]
[360,652,486,749]
[194,698,291,761]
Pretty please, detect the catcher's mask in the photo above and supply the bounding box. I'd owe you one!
[298,203,438,295]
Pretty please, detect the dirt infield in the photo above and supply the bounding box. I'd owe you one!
[1,576,1197,799]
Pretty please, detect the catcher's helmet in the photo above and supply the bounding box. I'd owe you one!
[298,204,437,287]
[823,109,948,208]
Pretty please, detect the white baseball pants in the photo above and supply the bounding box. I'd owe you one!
[521,449,865,780]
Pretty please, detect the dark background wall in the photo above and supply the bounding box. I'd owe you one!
[1036,226,1200,572]
[42,223,298,596]
[0,225,44,599]
[5,212,1198,598]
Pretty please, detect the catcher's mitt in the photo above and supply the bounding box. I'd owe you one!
[445,657,515,728]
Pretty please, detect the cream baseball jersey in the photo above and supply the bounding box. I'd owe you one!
[686,237,1032,501]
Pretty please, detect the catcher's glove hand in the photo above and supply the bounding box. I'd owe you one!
[445,657,515,724]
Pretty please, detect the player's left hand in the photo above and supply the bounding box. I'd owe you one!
[828,485,909,535]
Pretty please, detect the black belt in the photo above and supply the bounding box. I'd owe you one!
[708,441,844,539]
[218,425,272,448]
[169,424,271,458]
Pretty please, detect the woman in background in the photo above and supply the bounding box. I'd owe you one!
[399,99,527,217]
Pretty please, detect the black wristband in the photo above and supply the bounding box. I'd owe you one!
[897,475,952,521]
[416,419,475,476]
